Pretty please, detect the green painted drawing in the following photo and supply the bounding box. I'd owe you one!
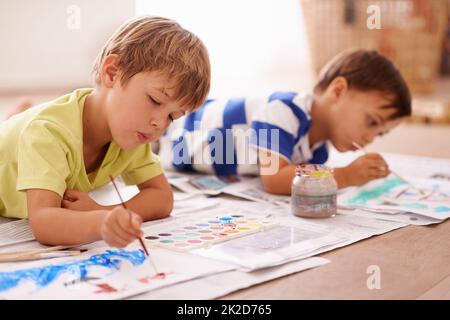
[348,177,404,206]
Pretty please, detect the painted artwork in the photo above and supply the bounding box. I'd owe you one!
[0,244,233,299]
[339,176,450,220]
[144,213,278,252]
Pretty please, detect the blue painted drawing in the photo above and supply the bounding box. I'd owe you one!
[0,249,145,293]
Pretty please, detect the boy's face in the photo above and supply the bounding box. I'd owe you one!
[327,88,404,152]
[106,71,187,150]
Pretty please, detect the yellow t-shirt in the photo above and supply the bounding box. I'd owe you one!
[0,88,164,218]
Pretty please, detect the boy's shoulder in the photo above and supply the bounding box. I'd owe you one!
[19,88,92,140]
[252,91,313,122]
[267,91,312,110]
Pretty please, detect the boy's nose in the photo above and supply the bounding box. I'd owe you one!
[362,134,374,145]
[149,118,169,133]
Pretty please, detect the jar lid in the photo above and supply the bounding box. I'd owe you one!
[295,163,333,178]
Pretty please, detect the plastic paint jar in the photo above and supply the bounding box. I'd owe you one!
[291,164,338,218]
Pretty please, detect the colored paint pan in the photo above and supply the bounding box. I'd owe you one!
[144,212,278,252]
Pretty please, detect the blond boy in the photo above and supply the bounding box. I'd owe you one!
[0,16,210,247]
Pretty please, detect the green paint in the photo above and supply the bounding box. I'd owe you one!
[402,203,428,209]
[348,177,404,205]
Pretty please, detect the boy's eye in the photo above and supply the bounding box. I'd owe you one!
[147,95,161,106]
[367,116,379,127]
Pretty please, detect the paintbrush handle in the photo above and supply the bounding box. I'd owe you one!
[0,250,81,263]
[138,237,149,256]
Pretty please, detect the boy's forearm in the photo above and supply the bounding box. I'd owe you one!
[100,188,173,221]
[261,164,297,195]
[30,207,107,246]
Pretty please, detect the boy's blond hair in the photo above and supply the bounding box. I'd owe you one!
[92,16,211,111]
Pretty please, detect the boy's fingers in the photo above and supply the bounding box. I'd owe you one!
[130,213,143,231]
[364,153,385,161]
[63,194,75,201]
[368,160,389,171]
[107,237,128,248]
[109,221,136,244]
[115,209,142,238]
[103,228,129,248]
[113,216,139,241]
[369,168,388,179]
[61,200,74,208]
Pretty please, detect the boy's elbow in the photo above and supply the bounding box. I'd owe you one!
[29,218,57,246]
[261,175,291,195]
[263,181,281,195]
[157,190,173,219]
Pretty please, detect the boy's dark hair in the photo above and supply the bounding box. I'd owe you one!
[314,49,411,119]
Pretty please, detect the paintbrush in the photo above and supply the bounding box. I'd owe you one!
[109,175,160,275]
[352,142,426,195]
[0,250,82,263]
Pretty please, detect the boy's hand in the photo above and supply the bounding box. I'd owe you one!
[343,153,390,186]
[100,206,143,248]
[62,190,101,211]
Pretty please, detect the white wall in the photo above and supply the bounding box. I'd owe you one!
[0,0,135,92]
[0,0,314,96]
[136,0,315,98]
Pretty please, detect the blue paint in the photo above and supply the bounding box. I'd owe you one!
[435,206,450,212]
[0,249,145,293]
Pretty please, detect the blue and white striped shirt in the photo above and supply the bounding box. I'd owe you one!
[159,92,328,177]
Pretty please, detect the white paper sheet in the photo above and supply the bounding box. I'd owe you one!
[0,244,235,300]
[0,219,35,247]
[131,256,330,300]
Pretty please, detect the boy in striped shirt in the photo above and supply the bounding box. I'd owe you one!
[159,49,411,195]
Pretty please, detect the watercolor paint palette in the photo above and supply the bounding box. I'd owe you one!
[143,213,277,252]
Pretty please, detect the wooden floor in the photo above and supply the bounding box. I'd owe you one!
[223,219,450,299]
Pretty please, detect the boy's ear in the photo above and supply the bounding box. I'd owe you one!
[101,54,121,88]
[328,76,348,100]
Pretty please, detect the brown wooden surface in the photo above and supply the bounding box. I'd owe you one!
[222,219,450,299]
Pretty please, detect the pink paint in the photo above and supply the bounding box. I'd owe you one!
[174,243,190,247]
[138,272,170,284]
[94,283,118,294]
[213,232,228,237]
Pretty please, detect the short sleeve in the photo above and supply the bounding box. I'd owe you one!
[16,120,71,197]
[120,144,164,186]
[309,143,329,164]
[250,99,301,162]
